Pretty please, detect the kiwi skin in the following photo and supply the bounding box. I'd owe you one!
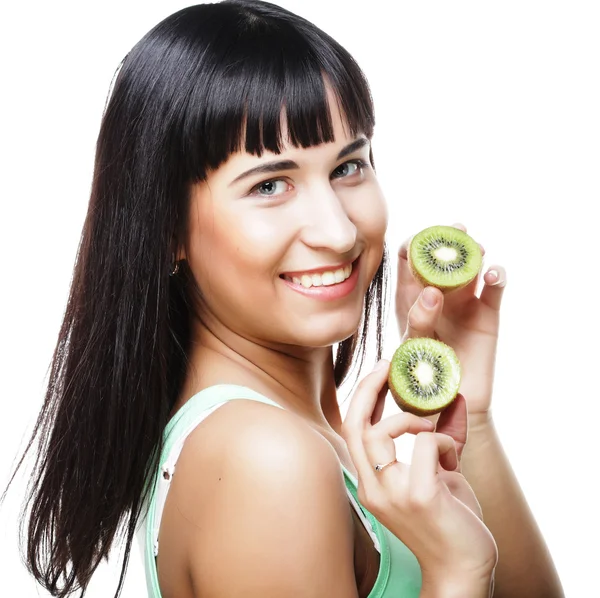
[408,225,482,293]
[388,338,461,417]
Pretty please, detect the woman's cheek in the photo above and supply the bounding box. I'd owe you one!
[354,186,388,239]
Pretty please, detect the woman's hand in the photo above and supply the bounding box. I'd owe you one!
[395,223,507,417]
[342,361,498,590]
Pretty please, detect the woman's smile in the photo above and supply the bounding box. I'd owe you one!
[279,254,361,301]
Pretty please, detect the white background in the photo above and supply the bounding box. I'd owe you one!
[1,1,598,595]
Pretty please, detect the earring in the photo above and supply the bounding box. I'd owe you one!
[169,260,180,276]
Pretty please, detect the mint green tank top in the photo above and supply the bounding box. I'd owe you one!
[139,384,422,597]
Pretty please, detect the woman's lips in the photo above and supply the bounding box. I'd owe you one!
[279,255,361,302]
[280,256,356,279]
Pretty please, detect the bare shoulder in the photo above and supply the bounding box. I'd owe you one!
[166,399,359,598]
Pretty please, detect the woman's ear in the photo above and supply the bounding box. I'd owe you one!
[172,236,187,262]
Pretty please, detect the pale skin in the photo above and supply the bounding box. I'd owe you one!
[395,232,564,597]
[155,86,563,597]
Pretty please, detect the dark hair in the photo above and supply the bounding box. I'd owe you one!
[2,1,389,596]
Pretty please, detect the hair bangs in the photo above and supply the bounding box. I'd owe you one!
[182,5,375,179]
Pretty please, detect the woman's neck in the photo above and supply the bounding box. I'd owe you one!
[177,322,343,434]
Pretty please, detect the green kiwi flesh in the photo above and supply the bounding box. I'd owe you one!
[388,337,461,416]
[409,225,482,292]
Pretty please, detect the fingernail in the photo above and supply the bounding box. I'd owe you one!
[487,269,500,285]
[421,287,438,308]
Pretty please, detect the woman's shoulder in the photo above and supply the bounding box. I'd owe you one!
[161,394,360,596]
[176,393,342,495]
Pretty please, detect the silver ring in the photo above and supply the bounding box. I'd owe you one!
[374,458,397,473]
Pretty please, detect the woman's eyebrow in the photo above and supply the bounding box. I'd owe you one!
[228,137,370,187]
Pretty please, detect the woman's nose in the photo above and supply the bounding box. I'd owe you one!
[299,187,357,254]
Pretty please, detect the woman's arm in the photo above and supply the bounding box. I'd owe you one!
[394,230,564,597]
[461,413,564,598]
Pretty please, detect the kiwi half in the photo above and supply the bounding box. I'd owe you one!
[388,337,461,416]
[408,225,482,292]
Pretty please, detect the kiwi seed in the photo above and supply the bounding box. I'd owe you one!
[408,225,482,292]
[388,337,461,416]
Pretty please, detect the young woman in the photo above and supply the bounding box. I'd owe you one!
[8,1,563,597]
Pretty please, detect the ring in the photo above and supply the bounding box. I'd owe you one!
[374,459,397,473]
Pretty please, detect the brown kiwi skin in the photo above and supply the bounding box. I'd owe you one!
[407,236,478,294]
[387,372,459,416]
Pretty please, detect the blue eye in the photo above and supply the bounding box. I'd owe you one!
[247,158,369,198]
[332,159,369,179]
[252,180,289,197]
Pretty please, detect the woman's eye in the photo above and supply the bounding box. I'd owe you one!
[247,159,368,198]
[332,159,368,179]
[249,179,290,197]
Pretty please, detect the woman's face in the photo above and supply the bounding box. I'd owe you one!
[184,91,388,349]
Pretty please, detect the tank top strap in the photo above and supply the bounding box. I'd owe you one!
[162,383,284,458]
[142,384,287,597]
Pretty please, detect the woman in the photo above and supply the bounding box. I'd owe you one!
[9,1,563,597]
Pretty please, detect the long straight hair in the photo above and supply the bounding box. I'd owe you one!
[3,1,390,596]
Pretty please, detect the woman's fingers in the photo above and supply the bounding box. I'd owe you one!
[398,236,410,261]
[342,360,393,482]
[450,222,467,232]
[343,362,438,485]
[344,360,390,428]
[362,413,435,480]
[410,432,459,498]
[434,394,468,465]
[397,236,415,288]
[373,411,436,440]
[364,412,435,465]
[480,265,507,311]
[370,380,389,425]
[403,287,444,340]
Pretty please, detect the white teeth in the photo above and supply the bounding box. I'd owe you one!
[321,272,335,285]
[284,262,354,288]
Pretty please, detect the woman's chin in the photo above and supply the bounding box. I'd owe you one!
[289,314,363,348]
